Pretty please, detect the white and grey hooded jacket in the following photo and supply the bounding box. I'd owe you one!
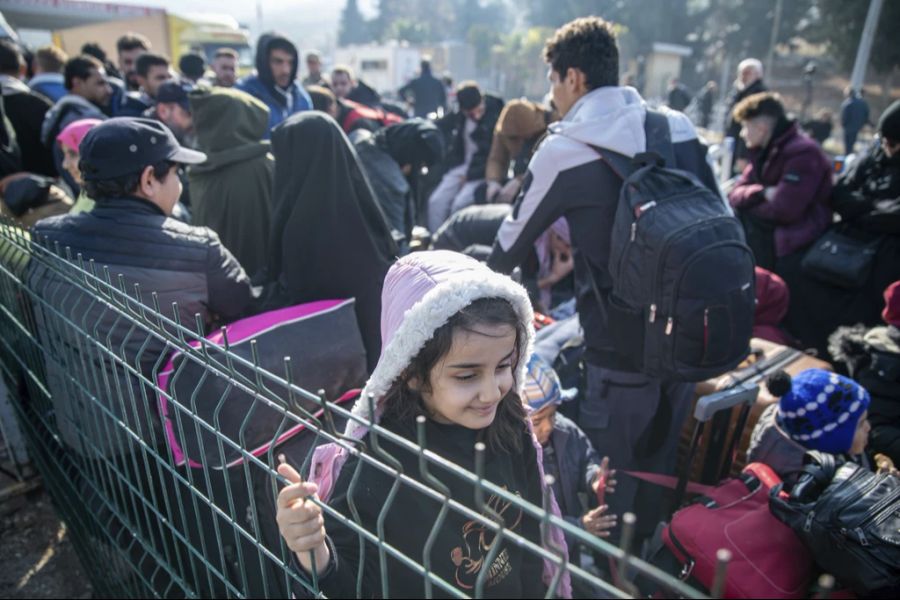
[488,86,719,370]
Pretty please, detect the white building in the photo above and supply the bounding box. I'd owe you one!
[333,42,421,95]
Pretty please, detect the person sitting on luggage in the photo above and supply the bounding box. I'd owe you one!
[753,266,795,347]
[747,368,872,487]
[829,280,900,466]
[728,92,833,272]
[525,354,617,564]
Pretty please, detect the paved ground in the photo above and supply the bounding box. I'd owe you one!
[0,476,92,599]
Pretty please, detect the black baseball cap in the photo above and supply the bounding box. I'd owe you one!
[156,81,193,111]
[79,117,206,181]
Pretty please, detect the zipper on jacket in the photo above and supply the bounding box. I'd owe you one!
[666,317,674,336]
[649,304,657,323]
[855,527,870,547]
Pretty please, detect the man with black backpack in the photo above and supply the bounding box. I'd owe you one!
[488,16,754,537]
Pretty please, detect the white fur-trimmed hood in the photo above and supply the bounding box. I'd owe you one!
[345,250,534,435]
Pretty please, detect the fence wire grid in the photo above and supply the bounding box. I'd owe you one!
[0,218,706,599]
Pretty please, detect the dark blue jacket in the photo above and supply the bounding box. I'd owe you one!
[236,75,311,137]
[841,95,870,133]
[28,73,66,103]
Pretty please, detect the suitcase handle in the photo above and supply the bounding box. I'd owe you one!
[693,383,759,422]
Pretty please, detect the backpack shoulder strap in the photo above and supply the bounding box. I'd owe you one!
[643,109,676,167]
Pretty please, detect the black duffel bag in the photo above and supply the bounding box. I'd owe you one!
[769,451,900,596]
[801,227,882,289]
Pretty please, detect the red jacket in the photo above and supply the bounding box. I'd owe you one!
[729,122,833,257]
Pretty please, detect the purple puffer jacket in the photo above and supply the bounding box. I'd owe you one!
[729,123,833,257]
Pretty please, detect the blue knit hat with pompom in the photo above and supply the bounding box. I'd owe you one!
[768,368,870,454]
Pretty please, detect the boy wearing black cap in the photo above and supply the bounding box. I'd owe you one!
[31,117,254,459]
[427,80,504,232]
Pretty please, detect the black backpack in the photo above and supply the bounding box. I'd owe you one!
[587,110,755,381]
[769,451,900,596]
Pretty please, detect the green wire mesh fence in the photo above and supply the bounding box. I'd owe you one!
[0,218,707,599]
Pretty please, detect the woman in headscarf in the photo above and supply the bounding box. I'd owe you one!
[268,111,398,371]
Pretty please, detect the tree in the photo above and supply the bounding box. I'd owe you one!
[805,0,900,76]
[338,0,370,46]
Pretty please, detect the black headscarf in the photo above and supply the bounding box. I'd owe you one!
[269,111,398,370]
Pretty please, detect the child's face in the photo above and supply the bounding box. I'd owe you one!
[529,404,557,447]
[418,323,517,430]
[850,411,871,456]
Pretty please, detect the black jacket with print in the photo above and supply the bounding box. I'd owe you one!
[302,414,547,599]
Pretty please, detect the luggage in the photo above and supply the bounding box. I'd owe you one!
[157,298,368,468]
[661,463,814,598]
[590,110,755,381]
[679,338,832,485]
[770,451,900,596]
[636,373,816,598]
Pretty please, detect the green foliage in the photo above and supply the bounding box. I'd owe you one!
[369,0,511,45]
[806,0,900,74]
[338,0,370,46]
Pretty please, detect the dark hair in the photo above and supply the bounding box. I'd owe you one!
[64,55,103,90]
[136,53,169,78]
[214,47,239,60]
[80,42,106,62]
[307,85,336,112]
[380,297,528,454]
[178,53,206,79]
[81,160,175,202]
[267,38,296,59]
[732,91,785,123]
[543,16,619,90]
[0,40,23,76]
[117,33,151,53]
[35,45,68,74]
[456,81,482,111]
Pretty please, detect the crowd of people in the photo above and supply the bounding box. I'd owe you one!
[0,12,898,598]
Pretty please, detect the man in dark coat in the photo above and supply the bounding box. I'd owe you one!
[237,33,312,138]
[696,80,717,129]
[427,81,504,232]
[398,59,446,117]
[725,58,767,174]
[841,87,870,155]
[0,40,56,176]
[666,77,691,112]
[189,87,274,279]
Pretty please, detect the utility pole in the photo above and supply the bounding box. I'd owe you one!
[849,0,884,92]
[765,0,783,81]
[256,0,264,41]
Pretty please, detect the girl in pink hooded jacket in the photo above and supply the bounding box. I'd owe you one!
[275,250,571,598]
